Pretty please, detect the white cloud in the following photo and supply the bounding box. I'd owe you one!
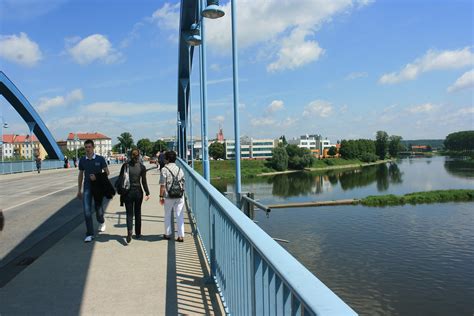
[151,2,180,30]
[37,89,84,112]
[345,72,368,80]
[67,34,122,65]
[265,100,284,114]
[82,101,175,116]
[267,28,324,72]
[210,63,222,72]
[154,0,372,71]
[303,100,333,118]
[447,69,474,93]
[407,103,436,113]
[212,115,225,123]
[379,47,474,84]
[0,33,42,66]
[250,117,276,126]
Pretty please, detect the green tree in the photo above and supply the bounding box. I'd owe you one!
[279,135,288,146]
[153,140,168,155]
[137,138,153,156]
[375,130,389,160]
[117,132,134,153]
[209,142,225,160]
[112,143,123,153]
[444,130,474,151]
[286,144,314,170]
[328,146,337,157]
[270,146,289,171]
[388,135,404,157]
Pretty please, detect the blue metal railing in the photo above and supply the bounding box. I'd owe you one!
[0,160,63,174]
[178,158,357,316]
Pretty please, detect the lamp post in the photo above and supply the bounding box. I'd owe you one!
[0,116,8,163]
[74,134,79,161]
[199,0,225,182]
[230,0,242,205]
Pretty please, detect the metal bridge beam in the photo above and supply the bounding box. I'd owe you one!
[177,0,199,160]
[0,71,64,160]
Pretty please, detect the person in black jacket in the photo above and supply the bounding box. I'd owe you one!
[77,140,110,243]
[121,149,150,244]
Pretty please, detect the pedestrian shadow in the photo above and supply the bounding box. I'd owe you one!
[165,206,224,315]
[94,233,127,246]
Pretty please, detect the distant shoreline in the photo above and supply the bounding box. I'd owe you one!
[257,159,392,177]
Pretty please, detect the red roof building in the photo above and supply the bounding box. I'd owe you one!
[66,132,112,157]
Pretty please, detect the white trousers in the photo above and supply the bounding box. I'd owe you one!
[164,197,185,237]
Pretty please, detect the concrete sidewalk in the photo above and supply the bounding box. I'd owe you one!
[0,167,224,315]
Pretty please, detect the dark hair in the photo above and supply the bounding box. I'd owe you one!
[84,139,94,147]
[130,148,140,165]
[165,150,177,163]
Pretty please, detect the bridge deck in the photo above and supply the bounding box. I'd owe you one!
[0,166,223,315]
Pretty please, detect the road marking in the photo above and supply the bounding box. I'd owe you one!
[3,184,78,212]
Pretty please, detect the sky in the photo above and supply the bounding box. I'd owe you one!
[0,0,473,145]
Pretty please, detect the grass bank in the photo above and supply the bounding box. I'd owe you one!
[360,189,474,207]
[193,158,393,179]
[193,160,276,179]
[306,158,391,172]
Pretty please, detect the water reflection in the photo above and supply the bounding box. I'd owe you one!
[211,156,474,315]
[444,158,474,179]
[264,163,404,197]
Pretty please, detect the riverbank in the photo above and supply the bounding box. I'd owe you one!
[193,160,276,179]
[266,189,474,209]
[194,158,392,179]
[303,159,392,173]
[360,189,474,207]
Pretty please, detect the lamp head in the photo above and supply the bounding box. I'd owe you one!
[186,23,202,46]
[202,1,225,19]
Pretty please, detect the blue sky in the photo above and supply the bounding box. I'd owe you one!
[0,0,473,144]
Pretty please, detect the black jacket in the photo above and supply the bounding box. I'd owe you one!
[91,172,116,201]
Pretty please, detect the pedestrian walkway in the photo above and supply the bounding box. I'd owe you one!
[0,168,224,315]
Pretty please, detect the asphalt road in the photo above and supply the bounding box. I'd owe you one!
[0,165,127,280]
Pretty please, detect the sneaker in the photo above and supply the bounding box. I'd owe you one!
[84,235,94,243]
[98,223,106,232]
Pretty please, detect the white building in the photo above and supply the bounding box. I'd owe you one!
[67,132,112,157]
[1,134,46,159]
[225,137,276,160]
[297,134,333,158]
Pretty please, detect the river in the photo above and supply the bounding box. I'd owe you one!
[216,156,474,315]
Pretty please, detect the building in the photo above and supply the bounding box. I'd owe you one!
[296,134,334,158]
[67,132,112,157]
[1,134,46,159]
[224,137,276,160]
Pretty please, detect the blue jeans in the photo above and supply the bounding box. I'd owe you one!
[82,189,104,236]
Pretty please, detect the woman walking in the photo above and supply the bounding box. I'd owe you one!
[121,148,150,243]
[159,151,186,242]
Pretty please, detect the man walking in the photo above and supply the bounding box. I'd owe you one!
[77,139,109,242]
[35,156,41,173]
[159,151,185,242]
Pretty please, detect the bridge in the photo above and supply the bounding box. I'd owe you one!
[0,1,356,315]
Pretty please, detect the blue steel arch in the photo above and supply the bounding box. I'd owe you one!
[177,0,199,158]
[0,71,64,160]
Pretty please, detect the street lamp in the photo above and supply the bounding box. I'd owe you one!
[0,117,8,163]
[202,0,225,19]
[74,134,79,162]
[186,23,202,46]
[230,0,242,205]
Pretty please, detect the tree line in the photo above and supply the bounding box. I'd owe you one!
[339,131,405,161]
[114,132,169,157]
[444,130,474,152]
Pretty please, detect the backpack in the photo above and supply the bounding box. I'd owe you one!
[165,166,184,198]
[115,163,130,195]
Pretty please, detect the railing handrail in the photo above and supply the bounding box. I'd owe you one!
[178,158,356,315]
